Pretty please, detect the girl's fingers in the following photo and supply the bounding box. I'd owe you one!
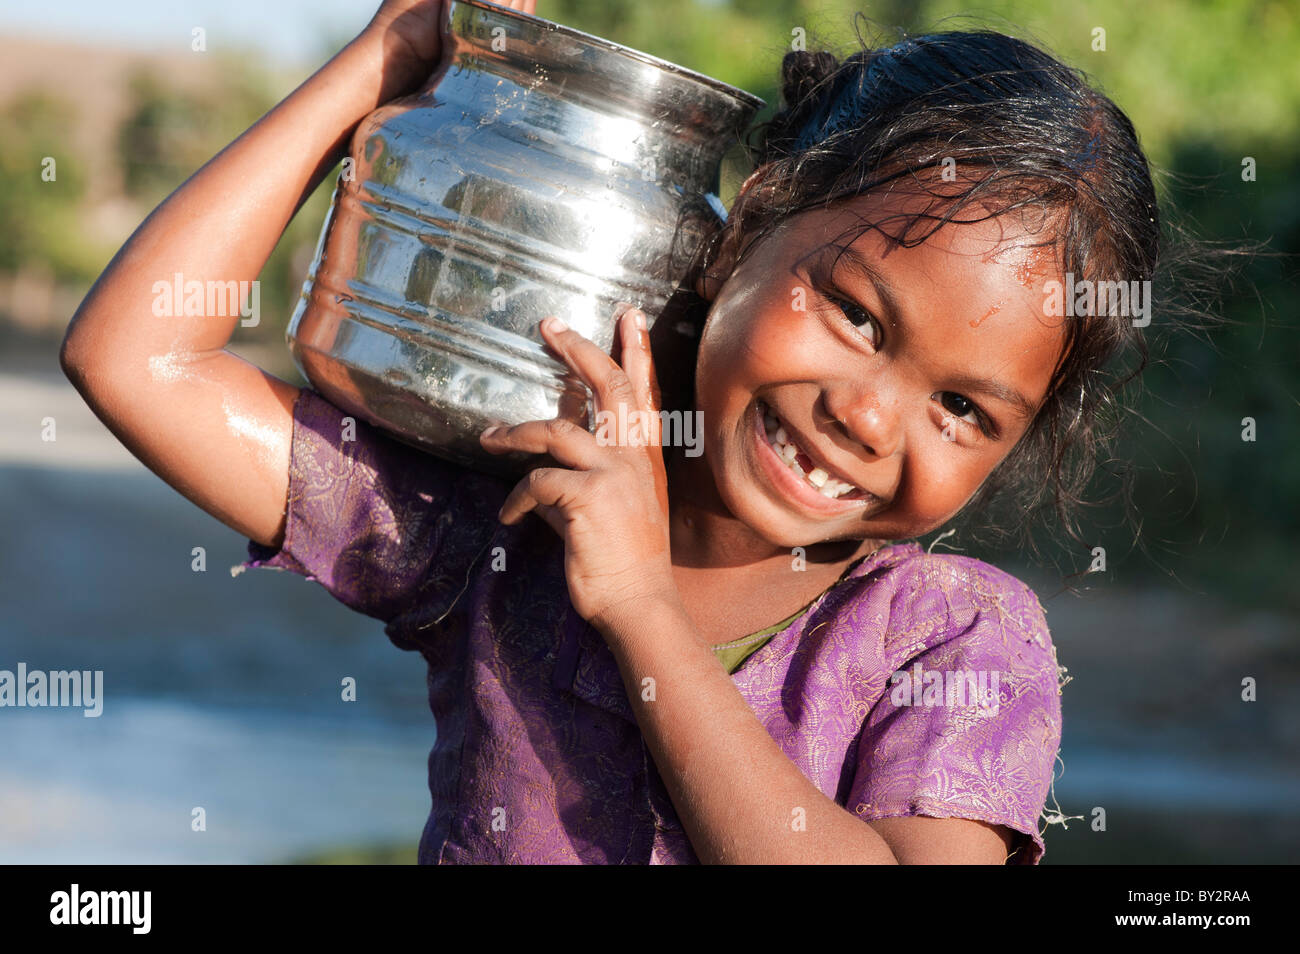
[480,416,599,469]
[498,466,582,528]
[539,316,636,418]
[611,308,660,448]
[615,306,662,415]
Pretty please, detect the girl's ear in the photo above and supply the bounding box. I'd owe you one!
[695,161,776,302]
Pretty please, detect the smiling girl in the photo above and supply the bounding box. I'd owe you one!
[61,0,1164,863]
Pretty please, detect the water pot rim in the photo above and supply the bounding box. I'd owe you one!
[450,0,767,112]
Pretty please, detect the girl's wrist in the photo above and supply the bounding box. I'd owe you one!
[591,588,693,653]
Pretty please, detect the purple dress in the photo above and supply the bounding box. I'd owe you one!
[240,388,1064,864]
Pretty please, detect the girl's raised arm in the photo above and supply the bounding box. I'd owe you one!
[58,0,514,549]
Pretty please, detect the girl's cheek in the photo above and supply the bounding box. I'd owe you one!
[890,436,949,514]
[736,311,808,370]
[911,448,997,531]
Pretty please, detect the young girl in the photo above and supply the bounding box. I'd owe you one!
[61,0,1162,864]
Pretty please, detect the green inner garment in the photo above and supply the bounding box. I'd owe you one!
[710,552,874,674]
[711,609,802,674]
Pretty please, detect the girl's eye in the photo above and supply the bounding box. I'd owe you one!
[939,392,974,418]
[829,295,881,349]
[935,391,994,437]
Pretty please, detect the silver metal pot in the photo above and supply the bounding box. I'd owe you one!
[285,0,764,476]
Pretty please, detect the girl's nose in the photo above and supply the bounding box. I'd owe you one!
[823,389,901,460]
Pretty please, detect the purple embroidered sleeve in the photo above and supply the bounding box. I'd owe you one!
[237,387,510,645]
[844,558,1063,863]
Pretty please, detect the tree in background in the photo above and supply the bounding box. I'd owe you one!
[0,91,86,280]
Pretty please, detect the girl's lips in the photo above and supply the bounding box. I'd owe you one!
[750,400,872,516]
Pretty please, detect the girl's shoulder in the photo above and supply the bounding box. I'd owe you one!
[830,544,1065,865]
[833,541,1056,661]
[287,386,512,500]
[237,387,515,630]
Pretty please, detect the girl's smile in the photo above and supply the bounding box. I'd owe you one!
[751,397,880,514]
[684,179,1070,553]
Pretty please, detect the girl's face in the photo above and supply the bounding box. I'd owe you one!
[692,184,1067,548]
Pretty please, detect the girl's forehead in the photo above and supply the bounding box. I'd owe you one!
[792,190,1065,306]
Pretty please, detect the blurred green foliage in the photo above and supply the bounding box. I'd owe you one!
[0,91,88,280]
[1,0,1296,607]
[0,49,330,375]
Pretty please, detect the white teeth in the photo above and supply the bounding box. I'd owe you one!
[760,402,861,501]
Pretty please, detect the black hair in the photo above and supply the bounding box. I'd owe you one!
[673,20,1260,561]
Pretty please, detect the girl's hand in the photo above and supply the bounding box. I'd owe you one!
[480,305,680,633]
[361,0,540,96]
